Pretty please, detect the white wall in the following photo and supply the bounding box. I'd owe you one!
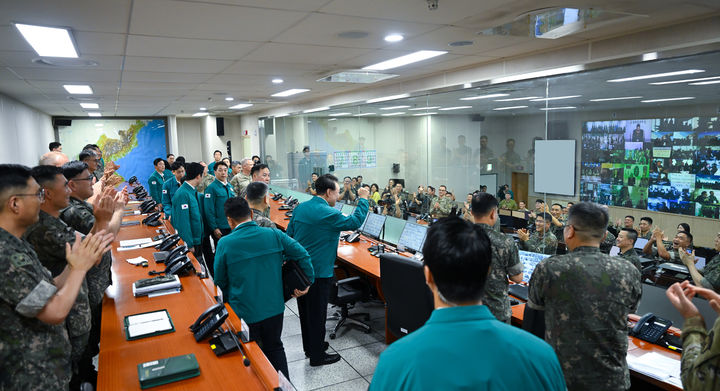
[0,93,53,166]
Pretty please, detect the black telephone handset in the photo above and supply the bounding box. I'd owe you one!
[166,245,189,264]
[190,303,229,342]
[284,196,294,205]
[140,200,158,214]
[272,193,283,201]
[156,234,180,251]
[288,198,299,207]
[164,255,194,276]
[142,211,161,226]
[346,231,361,243]
[632,313,673,343]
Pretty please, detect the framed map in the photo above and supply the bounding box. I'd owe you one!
[333,150,377,169]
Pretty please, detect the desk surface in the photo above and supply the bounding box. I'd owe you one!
[98,210,279,390]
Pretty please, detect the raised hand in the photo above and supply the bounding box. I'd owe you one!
[665,282,701,319]
[357,186,369,199]
[65,231,114,271]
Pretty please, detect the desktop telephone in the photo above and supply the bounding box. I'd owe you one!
[149,253,193,276]
[346,231,361,243]
[142,211,162,226]
[272,193,283,201]
[156,234,180,251]
[190,303,229,342]
[140,200,158,214]
[631,313,673,343]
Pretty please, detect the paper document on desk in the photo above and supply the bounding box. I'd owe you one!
[626,351,682,387]
[118,239,162,251]
[120,238,153,247]
[126,256,148,265]
[126,311,173,339]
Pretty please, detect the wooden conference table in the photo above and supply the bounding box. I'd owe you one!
[97,205,280,390]
[268,197,683,391]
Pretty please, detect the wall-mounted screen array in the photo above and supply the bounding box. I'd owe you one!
[580,117,720,218]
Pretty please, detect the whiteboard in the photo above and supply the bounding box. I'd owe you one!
[534,140,575,196]
[479,174,497,194]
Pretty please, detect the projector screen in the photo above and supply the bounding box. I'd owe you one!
[534,140,576,196]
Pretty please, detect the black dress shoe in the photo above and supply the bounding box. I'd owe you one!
[304,341,330,358]
[309,353,341,367]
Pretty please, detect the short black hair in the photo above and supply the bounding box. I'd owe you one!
[315,174,338,196]
[536,199,545,204]
[471,192,498,217]
[245,182,268,203]
[357,175,363,179]
[428,186,435,192]
[311,172,319,177]
[439,185,447,190]
[679,231,694,244]
[62,161,89,180]
[624,215,635,221]
[621,228,638,245]
[640,216,653,225]
[153,158,164,166]
[83,144,100,151]
[0,164,33,200]
[343,176,351,181]
[536,212,552,223]
[184,162,204,182]
[31,165,64,188]
[167,153,175,158]
[231,160,241,168]
[170,162,184,171]
[79,149,96,161]
[678,223,691,234]
[422,217,492,303]
[214,150,222,155]
[176,156,186,165]
[250,163,268,177]
[213,161,228,172]
[49,141,61,151]
[567,202,608,240]
[251,155,260,161]
[552,203,563,208]
[224,196,251,221]
[302,146,310,153]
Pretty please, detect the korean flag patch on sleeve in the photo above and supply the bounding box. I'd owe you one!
[205,193,211,198]
[152,181,157,185]
[181,204,189,210]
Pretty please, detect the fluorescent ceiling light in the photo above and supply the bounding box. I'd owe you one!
[463,83,472,88]
[642,52,658,61]
[494,96,539,102]
[384,34,404,42]
[607,69,704,83]
[15,23,78,58]
[272,78,284,84]
[225,97,234,101]
[362,50,447,71]
[490,65,584,84]
[649,76,720,85]
[303,106,329,113]
[409,106,441,111]
[381,112,405,116]
[380,105,410,110]
[439,106,472,111]
[689,80,720,85]
[589,96,642,102]
[79,103,99,109]
[328,112,352,116]
[317,70,398,84]
[192,112,208,117]
[229,103,253,109]
[63,84,93,94]
[199,107,207,111]
[87,112,102,117]
[531,95,581,101]
[493,106,528,111]
[272,88,309,97]
[328,118,337,121]
[366,94,410,103]
[539,106,576,111]
[94,123,103,127]
[641,97,695,103]
[413,112,437,116]
[460,93,509,101]
[354,113,376,117]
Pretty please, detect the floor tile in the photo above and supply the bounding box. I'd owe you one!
[282,314,303,338]
[364,374,374,384]
[312,377,370,391]
[287,355,361,391]
[286,298,299,315]
[338,342,386,376]
[328,325,384,351]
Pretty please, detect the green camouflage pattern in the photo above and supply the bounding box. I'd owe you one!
[681,316,720,390]
[519,230,558,255]
[477,223,523,322]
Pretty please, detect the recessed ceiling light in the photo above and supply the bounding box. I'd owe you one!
[229,103,253,109]
[95,123,103,127]
[225,97,234,101]
[409,106,441,111]
[588,96,642,102]
[690,80,720,85]
[87,112,102,117]
[329,112,352,116]
[539,106,576,111]
[192,112,208,117]
[640,97,695,103]
[328,118,337,121]
[14,23,78,58]
[460,93,509,101]
[199,107,207,111]
[494,96,539,102]
[439,106,472,111]
[366,94,410,103]
[362,50,447,71]
[272,88,309,97]
[354,113,376,117]
[63,84,93,94]
[384,34,404,42]
[272,78,284,84]
[80,103,99,109]
[413,112,437,116]
[649,76,720,85]
[381,112,405,116]
[530,95,581,101]
[317,71,398,84]
[493,106,528,111]
[642,52,658,61]
[303,107,329,113]
[380,105,410,110]
[607,69,704,83]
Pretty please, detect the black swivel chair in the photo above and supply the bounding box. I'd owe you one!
[328,274,372,339]
[380,253,434,339]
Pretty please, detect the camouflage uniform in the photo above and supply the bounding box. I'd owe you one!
[617,248,643,273]
[417,193,432,215]
[251,208,276,228]
[383,192,408,218]
[0,227,71,390]
[528,246,642,391]
[229,173,251,196]
[699,254,720,292]
[519,230,558,255]
[680,315,720,390]
[477,223,523,323]
[24,210,91,375]
[429,195,453,218]
[498,199,517,210]
[638,230,653,241]
[648,244,683,265]
[599,230,616,254]
[196,173,215,193]
[550,224,564,241]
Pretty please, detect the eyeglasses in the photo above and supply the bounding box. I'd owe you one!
[14,188,45,202]
[72,175,94,182]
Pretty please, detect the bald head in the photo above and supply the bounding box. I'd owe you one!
[39,151,70,167]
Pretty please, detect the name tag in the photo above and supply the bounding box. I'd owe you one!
[205,193,211,198]
[162,190,167,194]
[181,204,189,210]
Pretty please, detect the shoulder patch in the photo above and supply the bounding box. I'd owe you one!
[10,253,33,268]
[181,204,189,209]
[205,193,211,198]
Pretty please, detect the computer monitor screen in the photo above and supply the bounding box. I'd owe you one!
[383,216,407,245]
[361,213,386,239]
[519,250,551,283]
[407,216,417,224]
[609,246,620,256]
[333,202,344,211]
[341,204,355,216]
[397,223,428,253]
[696,256,707,270]
[634,237,649,249]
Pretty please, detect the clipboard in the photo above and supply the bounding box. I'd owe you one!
[124,309,175,341]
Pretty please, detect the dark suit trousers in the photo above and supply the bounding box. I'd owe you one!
[249,313,289,379]
[297,277,333,361]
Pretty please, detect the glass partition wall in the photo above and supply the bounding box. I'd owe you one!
[262,50,720,247]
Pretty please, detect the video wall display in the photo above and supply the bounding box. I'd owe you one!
[580,117,720,219]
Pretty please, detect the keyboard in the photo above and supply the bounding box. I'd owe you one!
[509,284,529,302]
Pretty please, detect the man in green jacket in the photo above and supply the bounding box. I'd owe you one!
[162,162,184,219]
[203,162,234,275]
[171,162,205,257]
[286,174,369,366]
[214,197,314,379]
[148,158,168,207]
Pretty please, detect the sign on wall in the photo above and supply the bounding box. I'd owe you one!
[333,150,377,169]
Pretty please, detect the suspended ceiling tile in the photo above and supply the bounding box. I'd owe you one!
[122,56,234,73]
[126,35,260,60]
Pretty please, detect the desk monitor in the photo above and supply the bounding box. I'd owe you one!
[696,256,707,270]
[634,237,649,250]
[637,283,718,330]
[383,216,407,245]
[609,246,620,256]
[341,204,355,216]
[519,250,551,283]
[361,213,386,239]
[333,202,344,211]
[397,223,428,253]
[407,215,417,224]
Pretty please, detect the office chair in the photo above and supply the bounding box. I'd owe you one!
[328,274,372,339]
[380,253,434,339]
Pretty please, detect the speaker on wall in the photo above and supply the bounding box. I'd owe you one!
[226,141,231,159]
[53,118,72,127]
[216,117,225,136]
